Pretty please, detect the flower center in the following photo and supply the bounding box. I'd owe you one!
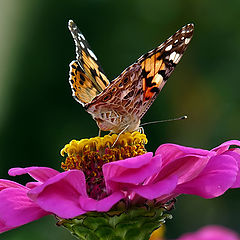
[60,131,147,199]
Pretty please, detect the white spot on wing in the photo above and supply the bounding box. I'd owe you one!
[169,51,176,61]
[165,45,172,51]
[153,73,163,85]
[80,41,85,48]
[88,48,98,61]
[173,53,181,64]
[185,38,191,44]
[79,33,85,40]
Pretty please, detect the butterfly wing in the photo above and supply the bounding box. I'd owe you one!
[86,23,194,132]
[68,20,110,106]
[137,23,194,118]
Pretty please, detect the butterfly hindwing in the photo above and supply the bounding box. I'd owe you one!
[68,20,110,106]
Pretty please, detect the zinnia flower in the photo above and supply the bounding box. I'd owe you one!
[150,225,240,240]
[177,225,240,240]
[0,132,239,239]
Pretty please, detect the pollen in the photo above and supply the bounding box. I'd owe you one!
[60,131,147,199]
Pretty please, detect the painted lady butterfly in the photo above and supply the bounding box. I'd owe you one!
[68,20,194,134]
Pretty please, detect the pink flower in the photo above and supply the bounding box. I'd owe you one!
[0,168,55,233]
[152,140,240,202]
[178,225,240,240]
[0,140,239,233]
[104,140,240,202]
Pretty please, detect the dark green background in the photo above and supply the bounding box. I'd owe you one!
[0,0,239,239]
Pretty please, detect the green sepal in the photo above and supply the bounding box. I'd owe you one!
[59,207,172,240]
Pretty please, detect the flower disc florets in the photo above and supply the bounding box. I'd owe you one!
[60,131,147,199]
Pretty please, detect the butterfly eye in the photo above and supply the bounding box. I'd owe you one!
[102,94,112,102]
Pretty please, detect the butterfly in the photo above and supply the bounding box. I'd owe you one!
[68,20,194,134]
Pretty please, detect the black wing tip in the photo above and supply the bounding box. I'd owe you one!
[173,23,194,39]
[68,19,75,27]
[68,19,78,32]
[186,22,194,27]
[182,23,195,32]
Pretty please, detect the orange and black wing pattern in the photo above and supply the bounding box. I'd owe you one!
[68,20,110,106]
[136,23,194,118]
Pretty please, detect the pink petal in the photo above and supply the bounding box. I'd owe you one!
[103,153,161,192]
[26,182,42,189]
[211,140,240,154]
[0,188,48,233]
[224,149,240,188]
[0,221,13,233]
[174,154,238,198]
[130,175,178,199]
[153,154,209,185]
[155,144,211,167]
[0,179,27,191]
[79,191,125,212]
[9,167,59,183]
[28,170,88,218]
[178,225,240,240]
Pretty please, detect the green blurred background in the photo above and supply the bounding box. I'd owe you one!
[0,0,239,239]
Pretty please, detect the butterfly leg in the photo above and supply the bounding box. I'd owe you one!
[138,126,145,134]
[111,125,129,148]
[98,128,101,137]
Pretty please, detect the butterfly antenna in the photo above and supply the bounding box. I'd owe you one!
[140,115,187,127]
[111,125,129,148]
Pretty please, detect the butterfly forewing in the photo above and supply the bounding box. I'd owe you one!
[136,23,194,118]
[68,20,110,106]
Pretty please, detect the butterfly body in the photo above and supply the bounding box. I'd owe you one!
[68,20,194,133]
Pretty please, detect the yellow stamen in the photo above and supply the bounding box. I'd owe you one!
[60,131,147,171]
[60,131,147,199]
